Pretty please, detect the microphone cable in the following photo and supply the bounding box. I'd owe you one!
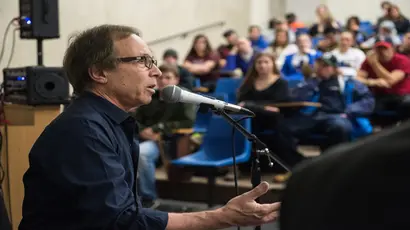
[231,115,253,230]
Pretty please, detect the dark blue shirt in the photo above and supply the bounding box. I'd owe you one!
[19,92,168,230]
[318,77,345,114]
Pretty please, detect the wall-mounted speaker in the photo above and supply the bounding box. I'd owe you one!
[19,0,60,39]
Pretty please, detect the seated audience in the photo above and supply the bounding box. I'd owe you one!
[331,31,366,77]
[237,52,305,170]
[361,20,402,49]
[286,13,306,32]
[309,4,341,37]
[267,29,298,62]
[133,64,197,208]
[281,34,322,77]
[225,38,256,75]
[162,49,194,90]
[183,34,220,91]
[248,25,269,52]
[217,29,239,68]
[357,38,410,121]
[345,16,367,45]
[386,4,410,35]
[287,53,374,150]
[397,31,410,58]
[317,27,340,52]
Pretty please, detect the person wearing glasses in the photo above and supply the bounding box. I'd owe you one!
[19,25,280,230]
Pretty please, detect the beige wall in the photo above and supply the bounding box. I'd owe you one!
[285,0,410,25]
[4,0,407,93]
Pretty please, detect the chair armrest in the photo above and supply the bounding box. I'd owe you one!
[172,128,194,135]
[193,87,210,93]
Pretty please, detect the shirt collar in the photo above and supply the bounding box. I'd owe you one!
[80,91,131,124]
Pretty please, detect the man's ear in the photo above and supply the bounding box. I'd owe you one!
[88,66,107,84]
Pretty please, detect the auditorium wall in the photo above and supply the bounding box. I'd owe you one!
[1,0,410,92]
[286,0,410,24]
[0,0,267,92]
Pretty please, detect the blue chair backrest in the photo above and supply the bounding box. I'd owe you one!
[311,37,324,48]
[194,78,201,87]
[296,28,309,36]
[202,116,251,161]
[193,93,229,132]
[214,78,243,103]
[359,21,375,37]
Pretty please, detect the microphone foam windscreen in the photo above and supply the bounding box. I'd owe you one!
[161,85,181,103]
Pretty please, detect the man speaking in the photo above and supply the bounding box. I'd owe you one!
[18,25,280,230]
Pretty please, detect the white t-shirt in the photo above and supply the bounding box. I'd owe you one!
[331,47,366,77]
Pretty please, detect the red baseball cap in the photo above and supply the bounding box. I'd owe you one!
[374,36,394,48]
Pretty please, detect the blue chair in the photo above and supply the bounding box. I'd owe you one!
[359,21,375,37]
[214,78,243,103]
[172,115,252,206]
[296,28,309,36]
[192,93,229,133]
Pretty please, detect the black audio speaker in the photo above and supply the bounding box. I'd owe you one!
[3,66,70,105]
[19,0,60,39]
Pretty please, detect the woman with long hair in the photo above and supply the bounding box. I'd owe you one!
[345,16,367,46]
[267,29,298,61]
[309,4,340,37]
[386,4,410,34]
[237,52,305,177]
[183,34,220,91]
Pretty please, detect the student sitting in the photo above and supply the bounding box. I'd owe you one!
[286,53,374,150]
[281,34,322,78]
[132,64,196,208]
[225,38,256,76]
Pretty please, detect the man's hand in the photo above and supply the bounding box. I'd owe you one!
[221,181,280,226]
[140,128,160,141]
[367,78,390,88]
[238,101,245,107]
[367,51,379,65]
[230,46,238,55]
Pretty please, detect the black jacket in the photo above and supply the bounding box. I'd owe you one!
[280,121,410,230]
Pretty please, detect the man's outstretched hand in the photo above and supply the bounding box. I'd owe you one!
[221,181,281,227]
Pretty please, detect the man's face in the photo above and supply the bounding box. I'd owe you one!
[103,34,161,110]
[375,46,394,62]
[157,71,179,90]
[403,33,410,47]
[297,35,311,52]
[340,33,353,48]
[275,23,289,31]
[163,56,177,65]
[378,27,391,36]
[226,33,238,45]
[325,32,338,43]
[315,61,336,79]
[249,27,260,40]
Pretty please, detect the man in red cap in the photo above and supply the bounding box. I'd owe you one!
[357,36,410,123]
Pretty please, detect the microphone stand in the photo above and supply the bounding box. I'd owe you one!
[203,105,291,230]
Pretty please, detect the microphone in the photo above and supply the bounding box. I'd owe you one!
[160,85,255,116]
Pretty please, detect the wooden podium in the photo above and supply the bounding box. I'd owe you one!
[0,104,61,230]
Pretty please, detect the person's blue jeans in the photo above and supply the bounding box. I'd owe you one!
[137,140,160,201]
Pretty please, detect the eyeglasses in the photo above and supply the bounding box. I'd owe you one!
[116,55,158,69]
